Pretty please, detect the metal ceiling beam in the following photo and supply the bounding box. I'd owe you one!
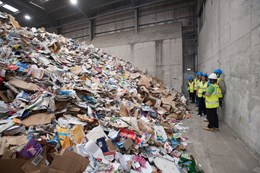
[47,4,68,14]
[55,11,82,20]
[131,0,137,6]
[47,0,122,17]
[89,0,123,10]
[2,0,57,26]
[89,0,170,20]
[47,0,171,30]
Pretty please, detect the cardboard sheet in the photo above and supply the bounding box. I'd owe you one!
[70,66,82,75]
[8,15,20,29]
[0,159,27,173]
[9,79,39,92]
[21,149,47,173]
[48,150,89,173]
[0,135,27,156]
[119,104,129,117]
[138,75,152,88]
[22,113,55,127]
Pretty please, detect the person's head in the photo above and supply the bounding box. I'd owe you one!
[214,69,222,78]
[188,76,193,82]
[202,73,208,82]
[196,71,202,79]
[208,73,218,84]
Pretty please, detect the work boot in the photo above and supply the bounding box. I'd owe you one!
[213,128,219,131]
[204,118,208,122]
[203,127,214,131]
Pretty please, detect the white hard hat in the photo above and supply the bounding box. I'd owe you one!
[208,73,218,80]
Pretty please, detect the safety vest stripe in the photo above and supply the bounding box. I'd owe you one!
[205,100,219,104]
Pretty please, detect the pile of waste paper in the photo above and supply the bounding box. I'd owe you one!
[0,12,202,173]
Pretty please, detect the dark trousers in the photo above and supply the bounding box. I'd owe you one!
[189,92,195,103]
[195,91,199,104]
[206,108,219,128]
[198,97,206,115]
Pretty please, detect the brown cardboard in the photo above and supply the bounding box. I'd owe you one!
[137,120,154,135]
[21,113,55,127]
[145,100,153,106]
[0,91,9,102]
[40,166,67,173]
[138,75,152,88]
[67,107,80,113]
[48,41,61,54]
[9,79,39,92]
[0,159,27,173]
[47,150,89,173]
[21,149,47,173]
[119,104,129,117]
[8,15,20,29]
[70,66,82,75]
[0,135,27,156]
[167,113,183,120]
[161,104,172,112]
[122,138,134,151]
[71,125,85,144]
[106,139,117,151]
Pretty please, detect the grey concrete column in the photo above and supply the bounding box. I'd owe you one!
[134,8,139,33]
[89,19,94,41]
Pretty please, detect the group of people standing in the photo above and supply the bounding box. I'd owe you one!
[187,69,226,131]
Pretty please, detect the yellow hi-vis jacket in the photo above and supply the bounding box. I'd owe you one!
[216,78,223,98]
[194,79,200,91]
[205,84,219,108]
[197,81,208,98]
[188,81,194,93]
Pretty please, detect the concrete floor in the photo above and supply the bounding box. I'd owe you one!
[183,103,260,173]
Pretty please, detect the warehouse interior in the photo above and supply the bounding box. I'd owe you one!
[0,0,259,172]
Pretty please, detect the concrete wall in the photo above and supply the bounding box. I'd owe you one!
[47,0,197,92]
[198,0,260,155]
[84,23,183,92]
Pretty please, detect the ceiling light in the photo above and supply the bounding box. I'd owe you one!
[24,14,31,20]
[29,1,46,10]
[2,4,19,12]
[0,1,3,5]
[187,68,191,71]
[70,0,78,5]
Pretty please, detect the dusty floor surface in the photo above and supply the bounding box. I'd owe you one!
[183,103,260,173]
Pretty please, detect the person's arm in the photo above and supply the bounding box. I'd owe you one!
[205,85,214,96]
[218,80,226,96]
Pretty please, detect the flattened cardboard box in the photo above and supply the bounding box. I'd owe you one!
[8,79,39,92]
[21,113,55,127]
[21,148,47,173]
[40,150,89,173]
[0,158,27,173]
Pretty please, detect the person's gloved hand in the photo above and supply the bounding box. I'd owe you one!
[219,98,223,107]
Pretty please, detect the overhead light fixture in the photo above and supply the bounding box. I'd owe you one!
[29,1,46,10]
[24,14,31,20]
[70,0,78,5]
[0,1,3,5]
[2,4,19,12]
[187,68,191,71]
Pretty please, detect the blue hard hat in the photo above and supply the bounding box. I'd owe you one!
[214,69,222,75]
[188,76,193,80]
[196,71,202,76]
[202,73,208,77]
